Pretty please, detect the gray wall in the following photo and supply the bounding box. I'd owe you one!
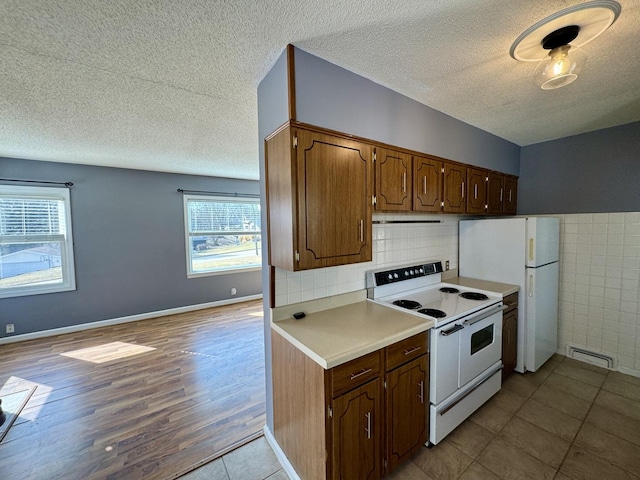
[1,157,261,337]
[294,47,520,176]
[519,121,640,214]
[257,49,290,430]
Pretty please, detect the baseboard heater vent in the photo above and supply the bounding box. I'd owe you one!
[566,345,616,369]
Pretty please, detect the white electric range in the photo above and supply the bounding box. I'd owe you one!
[366,260,505,445]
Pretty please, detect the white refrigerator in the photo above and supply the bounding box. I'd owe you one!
[459,217,560,373]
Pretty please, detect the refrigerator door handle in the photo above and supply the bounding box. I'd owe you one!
[529,238,534,262]
[529,274,534,297]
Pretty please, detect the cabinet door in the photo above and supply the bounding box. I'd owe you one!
[442,163,466,213]
[486,172,504,215]
[502,309,518,379]
[296,129,373,269]
[385,356,428,473]
[466,167,487,214]
[413,156,442,212]
[503,175,518,215]
[375,148,412,211]
[331,379,381,480]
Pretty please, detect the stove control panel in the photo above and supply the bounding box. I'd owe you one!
[373,261,443,286]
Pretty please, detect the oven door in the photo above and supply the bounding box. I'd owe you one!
[458,304,504,387]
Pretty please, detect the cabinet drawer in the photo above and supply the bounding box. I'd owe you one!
[385,331,429,371]
[504,292,518,313]
[330,350,382,397]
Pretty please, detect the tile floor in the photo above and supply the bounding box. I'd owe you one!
[179,436,288,480]
[183,355,640,479]
[388,354,640,480]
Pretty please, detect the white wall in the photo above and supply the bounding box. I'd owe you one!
[557,212,640,376]
[274,213,460,306]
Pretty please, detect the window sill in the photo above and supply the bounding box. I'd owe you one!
[187,266,262,279]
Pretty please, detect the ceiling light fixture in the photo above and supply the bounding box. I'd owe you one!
[510,1,621,90]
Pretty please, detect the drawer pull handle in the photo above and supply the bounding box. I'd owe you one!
[350,368,372,380]
[403,346,422,356]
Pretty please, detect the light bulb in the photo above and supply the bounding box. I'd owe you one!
[533,44,587,90]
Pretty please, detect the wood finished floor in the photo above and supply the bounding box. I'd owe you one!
[0,300,266,480]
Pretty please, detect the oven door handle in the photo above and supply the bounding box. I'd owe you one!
[438,363,504,416]
[463,304,507,327]
[440,324,464,336]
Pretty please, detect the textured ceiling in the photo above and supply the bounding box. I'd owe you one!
[1,1,639,180]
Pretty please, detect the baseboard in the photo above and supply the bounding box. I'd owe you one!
[0,294,263,345]
[618,366,640,379]
[557,348,640,379]
[263,425,300,480]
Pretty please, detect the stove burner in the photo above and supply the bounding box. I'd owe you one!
[440,287,460,294]
[393,299,422,309]
[460,292,489,301]
[418,308,447,318]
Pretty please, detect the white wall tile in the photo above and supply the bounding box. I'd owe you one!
[276,212,640,374]
[557,212,640,375]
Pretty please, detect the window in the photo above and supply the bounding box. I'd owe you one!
[0,185,76,298]
[184,195,261,276]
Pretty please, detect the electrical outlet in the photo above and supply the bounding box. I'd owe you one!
[231,287,237,296]
[6,324,15,334]
[445,260,450,271]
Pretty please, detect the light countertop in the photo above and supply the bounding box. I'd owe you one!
[446,276,519,296]
[271,293,433,370]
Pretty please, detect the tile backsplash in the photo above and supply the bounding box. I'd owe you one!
[274,213,460,307]
[274,211,640,377]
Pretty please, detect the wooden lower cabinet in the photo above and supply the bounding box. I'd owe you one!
[385,355,429,473]
[331,379,382,479]
[272,330,429,479]
[502,292,518,380]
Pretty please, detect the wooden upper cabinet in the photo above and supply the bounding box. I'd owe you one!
[375,148,412,211]
[466,167,487,215]
[487,172,518,215]
[413,155,443,212]
[265,125,373,271]
[486,171,504,215]
[503,175,518,215]
[442,162,466,213]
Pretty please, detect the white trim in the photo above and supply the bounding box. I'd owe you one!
[557,349,640,378]
[618,366,640,379]
[187,266,261,279]
[0,294,262,345]
[0,185,76,299]
[263,425,301,480]
[183,194,262,277]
